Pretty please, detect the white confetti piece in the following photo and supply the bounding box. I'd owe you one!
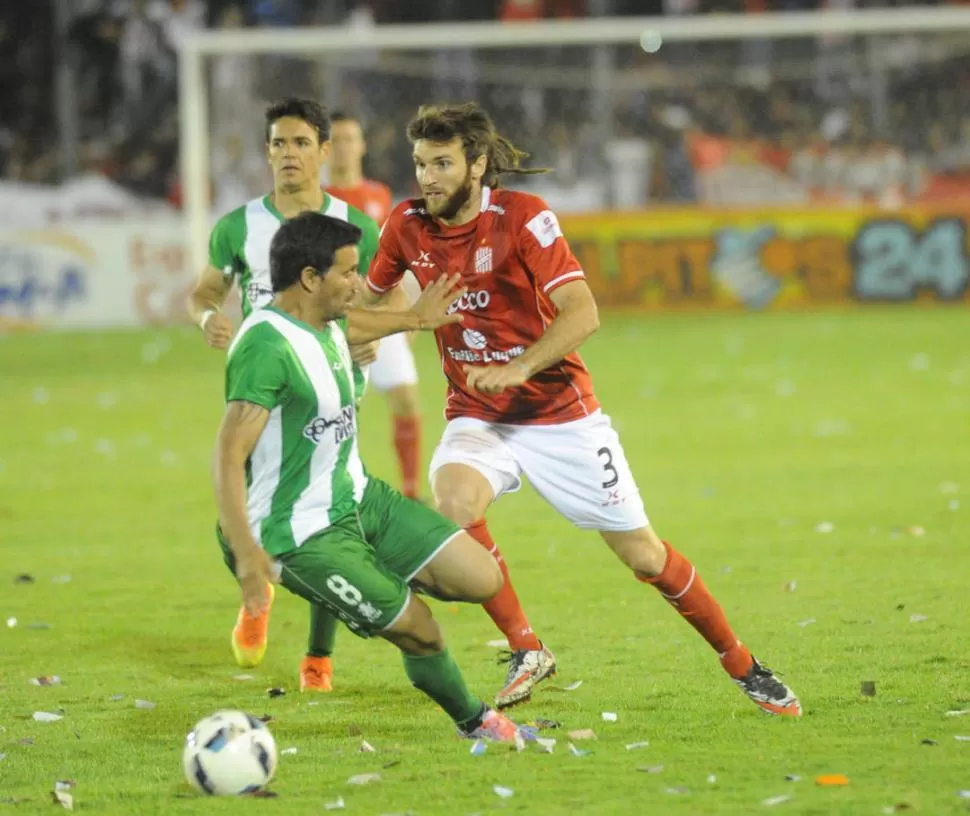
[109,694,124,701]
[955,735,970,742]
[134,699,156,710]
[54,781,75,792]
[485,639,508,648]
[959,790,970,799]
[785,775,801,782]
[564,680,583,691]
[33,712,62,722]
[0,753,6,761]
[470,739,487,756]
[567,743,590,757]
[784,580,797,593]
[815,521,834,534]
[707,774,717,784]
[535,738,556,753]
[493,785,514,799]
[601,712,617,722]
[52,790,73,811]
[945,710,969,717]
[666,786,690,795]
[347,773,381,786]
[639,764,664,774]
[763,794,792,806]
[514,731,526,753]
[625,741,650,750]
[909,353,930,371]
[909,614,928,624]
[797,618,817,627]
[281,747,298,756]
[233,674,254,681]
[6,617,16,628]
[324,796,345,810]
[360,740,376,753]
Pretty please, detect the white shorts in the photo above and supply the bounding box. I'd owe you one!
[369,332,418,392]
[429,410,649,532]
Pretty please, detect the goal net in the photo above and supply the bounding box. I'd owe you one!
[179,10,970,270]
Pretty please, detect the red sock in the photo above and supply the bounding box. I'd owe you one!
[393,416,421,499]
[465,520,542,652]
[641,541,754,679]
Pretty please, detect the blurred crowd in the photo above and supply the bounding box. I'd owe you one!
[4,0,970,209]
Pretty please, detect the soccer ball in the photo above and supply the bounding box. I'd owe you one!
[182,710,278,796]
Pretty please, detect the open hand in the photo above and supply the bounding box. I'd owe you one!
[464,361,530,395]
[411,274,467,330]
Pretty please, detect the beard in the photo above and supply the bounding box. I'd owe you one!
[429,168,473,220]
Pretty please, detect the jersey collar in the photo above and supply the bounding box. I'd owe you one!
[263,191,331,223]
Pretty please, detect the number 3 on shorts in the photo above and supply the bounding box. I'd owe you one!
[326,574,363,606]
[597,446,619,489]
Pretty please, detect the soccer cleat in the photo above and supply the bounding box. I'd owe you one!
[299,655,334,692]
[230,584,275,668]
[459,708,522,742]
[495,643,557,709]
[734,658,802,717]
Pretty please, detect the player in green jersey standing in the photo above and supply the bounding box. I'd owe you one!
[215,210,523,742]
[187,98,385,692]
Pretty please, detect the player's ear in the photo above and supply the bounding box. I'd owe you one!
[318,139,332,162]
[300,265,319,291]
[470,153,487,183]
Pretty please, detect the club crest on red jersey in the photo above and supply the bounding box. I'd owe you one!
[474,245,493,275]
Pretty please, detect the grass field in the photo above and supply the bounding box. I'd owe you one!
[1,308,969,815]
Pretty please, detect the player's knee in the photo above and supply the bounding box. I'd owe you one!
[434,493,482,529]
[387,385,420,417]
[603,527,667,579]
[384,598,445,655]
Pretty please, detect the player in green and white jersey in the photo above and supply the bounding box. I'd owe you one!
[187,99,394,691]
[214,211,523,742]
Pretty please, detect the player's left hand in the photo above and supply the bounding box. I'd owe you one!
[349,340,379,367]
[464,361,530,394]
[411,273,467,330]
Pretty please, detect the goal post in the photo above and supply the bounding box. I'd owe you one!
[178,7,970,273]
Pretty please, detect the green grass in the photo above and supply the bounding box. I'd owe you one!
[1,308,969,815]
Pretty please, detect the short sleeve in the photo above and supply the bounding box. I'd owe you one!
[518,202,585,296]
[225,333,287,410]
[366,214,407,294]
[355,212,381,277]
[208,207,246,273]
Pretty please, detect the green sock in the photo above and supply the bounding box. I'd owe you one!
[307,603,339,658]
[403,649,486,729]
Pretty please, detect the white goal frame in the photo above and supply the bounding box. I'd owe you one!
[178,7,970,272]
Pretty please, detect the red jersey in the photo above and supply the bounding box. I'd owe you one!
[326,179,393,224]
[367,186,599,425]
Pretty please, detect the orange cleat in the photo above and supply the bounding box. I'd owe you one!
[299,655,334,692]
[231,584,275,668]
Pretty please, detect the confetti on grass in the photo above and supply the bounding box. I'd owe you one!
[816,774,849,786]
[30,676,61,686]
[625,741,650,750]
[281,747,298,756]
[493,786,514,799]
[601,712,617,722]
[470,740,487,757]
[567,743,590,757]
[134,699,156,710]
[347,773,381,786]
[324,796,346,810]
[568,729,596,741]
[33,712,62,722]
[763,794,792,806]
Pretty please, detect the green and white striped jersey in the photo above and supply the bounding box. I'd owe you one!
[209,192,380,402]
[208,192,380,318]
[225,305,368,554]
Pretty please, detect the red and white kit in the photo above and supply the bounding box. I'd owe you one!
[368,187,648,532]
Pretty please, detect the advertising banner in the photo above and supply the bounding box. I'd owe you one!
[561,207,970,310]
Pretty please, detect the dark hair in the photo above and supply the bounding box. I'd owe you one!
[406,102,549,187]
[330,111,358,126]
[270,212,362,292]
[265,98,331,144]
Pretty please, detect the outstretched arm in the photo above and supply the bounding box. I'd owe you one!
[346,274,466,344]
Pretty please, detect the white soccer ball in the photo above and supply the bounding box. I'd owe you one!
[182,710,278,796]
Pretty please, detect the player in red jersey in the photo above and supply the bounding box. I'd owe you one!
[326,112,424,501]
[364,103,802,716]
